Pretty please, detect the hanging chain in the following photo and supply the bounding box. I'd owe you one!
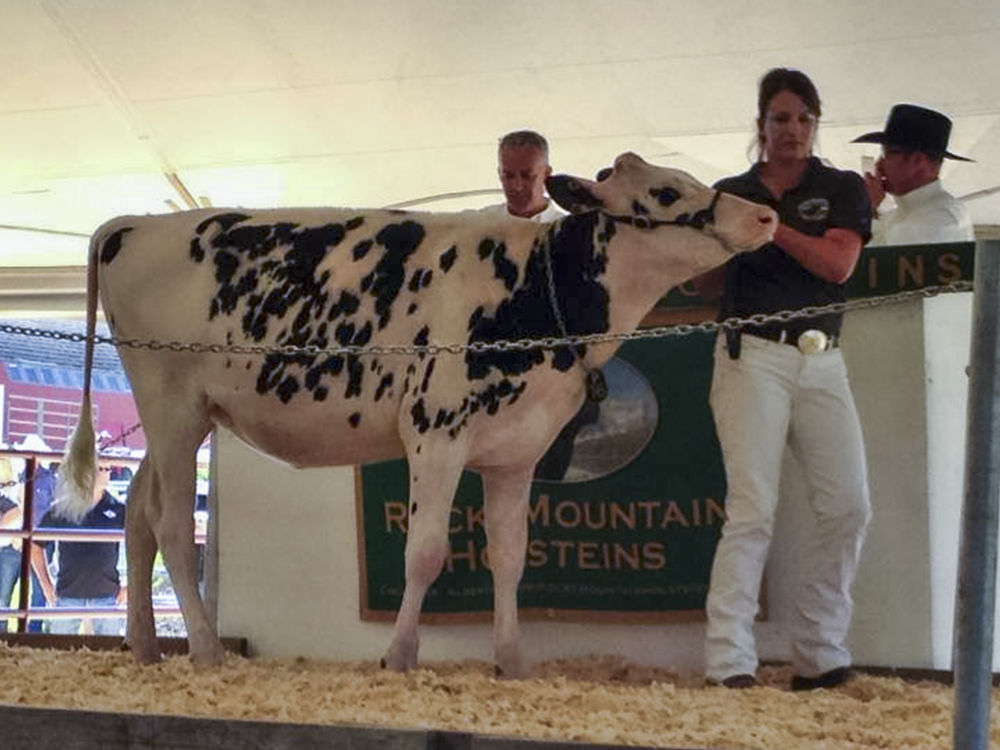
[0,281,972,359]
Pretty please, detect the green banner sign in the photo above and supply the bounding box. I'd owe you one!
[359,334,724,620]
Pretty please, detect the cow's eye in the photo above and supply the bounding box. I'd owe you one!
[650,187,680,206]
[596,167,613,182]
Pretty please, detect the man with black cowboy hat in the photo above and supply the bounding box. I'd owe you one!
[853,103,974,245]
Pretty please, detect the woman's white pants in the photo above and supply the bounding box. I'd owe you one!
[704,333,871,681]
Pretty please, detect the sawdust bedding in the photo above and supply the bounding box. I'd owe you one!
[1,644,996,750]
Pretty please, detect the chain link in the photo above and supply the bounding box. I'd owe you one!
[0,281,972,358]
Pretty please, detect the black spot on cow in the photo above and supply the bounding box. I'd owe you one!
[328,290,360,321]
[478,241,517,291]
[407,303,418,315]
[477,239,495,260]
[349,412,362,427]
[420,358,436,393]
[650,186,681,206]
[408,268,430,293]
[195,212,251,238]
[345,216,365,232]
[360,271,374,293]
[367,221,426,329]
[345,356,364,398]
[353,239,373,260]
[465,213,609,381]
[276,375,300,404]
[99,227,133,265]
[632,200,650,216]
[411,399,431,433]
[375,373,394,401]
[439,245,458,272]
[413,326,430,347]
[434,409,456,428]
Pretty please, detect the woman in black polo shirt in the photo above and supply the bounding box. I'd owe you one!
[701,68,873,691]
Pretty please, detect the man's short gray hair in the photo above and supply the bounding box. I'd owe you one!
[498,130,549,158]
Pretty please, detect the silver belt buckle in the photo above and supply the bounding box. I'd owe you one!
[797,329,829,355]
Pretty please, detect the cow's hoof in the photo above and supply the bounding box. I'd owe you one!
[380,649,417,673]
[188,643,227,670]
[493,659,526,680]
[125,639,163,665]
[494,645,525,680]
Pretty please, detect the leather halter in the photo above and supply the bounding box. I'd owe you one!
[539,189,722,404]
[604,189,721,231]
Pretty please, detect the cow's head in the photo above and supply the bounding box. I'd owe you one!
[546,152,775,254]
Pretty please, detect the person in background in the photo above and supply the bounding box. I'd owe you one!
[853,103,975,245]
[31,463,127,636]
[24,460,57,632]
[0,459,23,633]
[484,129,566,222]
[698,68,872,691]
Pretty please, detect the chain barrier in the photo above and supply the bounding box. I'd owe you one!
[0,281,972,359]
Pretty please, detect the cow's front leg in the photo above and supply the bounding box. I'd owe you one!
[481,465,534,679]
[382,445,465,673]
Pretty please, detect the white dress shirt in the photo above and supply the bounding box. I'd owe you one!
[871,179,974,246]
[481,200,567,223]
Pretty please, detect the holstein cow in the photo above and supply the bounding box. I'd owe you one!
[56,153,775,678]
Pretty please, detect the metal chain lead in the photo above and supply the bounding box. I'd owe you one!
[0,281,972,358]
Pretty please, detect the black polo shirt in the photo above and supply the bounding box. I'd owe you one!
[37,491,125,599]
[716,157,872,337]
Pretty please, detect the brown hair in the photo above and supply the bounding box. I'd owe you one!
[755,68,822,160]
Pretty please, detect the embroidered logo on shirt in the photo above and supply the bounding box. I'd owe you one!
[797,198,830,222]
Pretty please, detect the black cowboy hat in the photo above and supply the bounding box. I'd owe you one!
[853,104,974,161]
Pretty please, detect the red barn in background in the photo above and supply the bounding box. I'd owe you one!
[0,320,145,454]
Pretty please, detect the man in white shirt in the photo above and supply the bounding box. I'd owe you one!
[485,130,565,222]
[853,104,974,245]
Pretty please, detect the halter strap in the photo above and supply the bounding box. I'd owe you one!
[605,189,721,231]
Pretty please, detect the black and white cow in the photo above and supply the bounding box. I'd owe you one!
[56,153,775,677]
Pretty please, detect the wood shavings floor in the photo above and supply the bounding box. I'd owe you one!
[1,644,996,750]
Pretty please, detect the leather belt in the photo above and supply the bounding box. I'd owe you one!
[748,327,838,354]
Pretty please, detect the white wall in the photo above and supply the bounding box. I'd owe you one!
[215,291,997,674]
[214,429,711,671]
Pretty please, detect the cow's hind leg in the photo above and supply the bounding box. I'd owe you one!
[481,466,533,679]
[124,459,160,663]
[150,441,226,667]
[382,446,466,673]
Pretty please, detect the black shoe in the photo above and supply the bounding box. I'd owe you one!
[710,673,760,689]
[790,666,852,691]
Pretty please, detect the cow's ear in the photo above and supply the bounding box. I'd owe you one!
[545,176,604,213]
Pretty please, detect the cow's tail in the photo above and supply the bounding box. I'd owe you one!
[52,233,102,523]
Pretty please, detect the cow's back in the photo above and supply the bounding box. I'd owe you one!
[94,207,552,468]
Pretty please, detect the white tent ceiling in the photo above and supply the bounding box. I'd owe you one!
[2,0,998,278]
